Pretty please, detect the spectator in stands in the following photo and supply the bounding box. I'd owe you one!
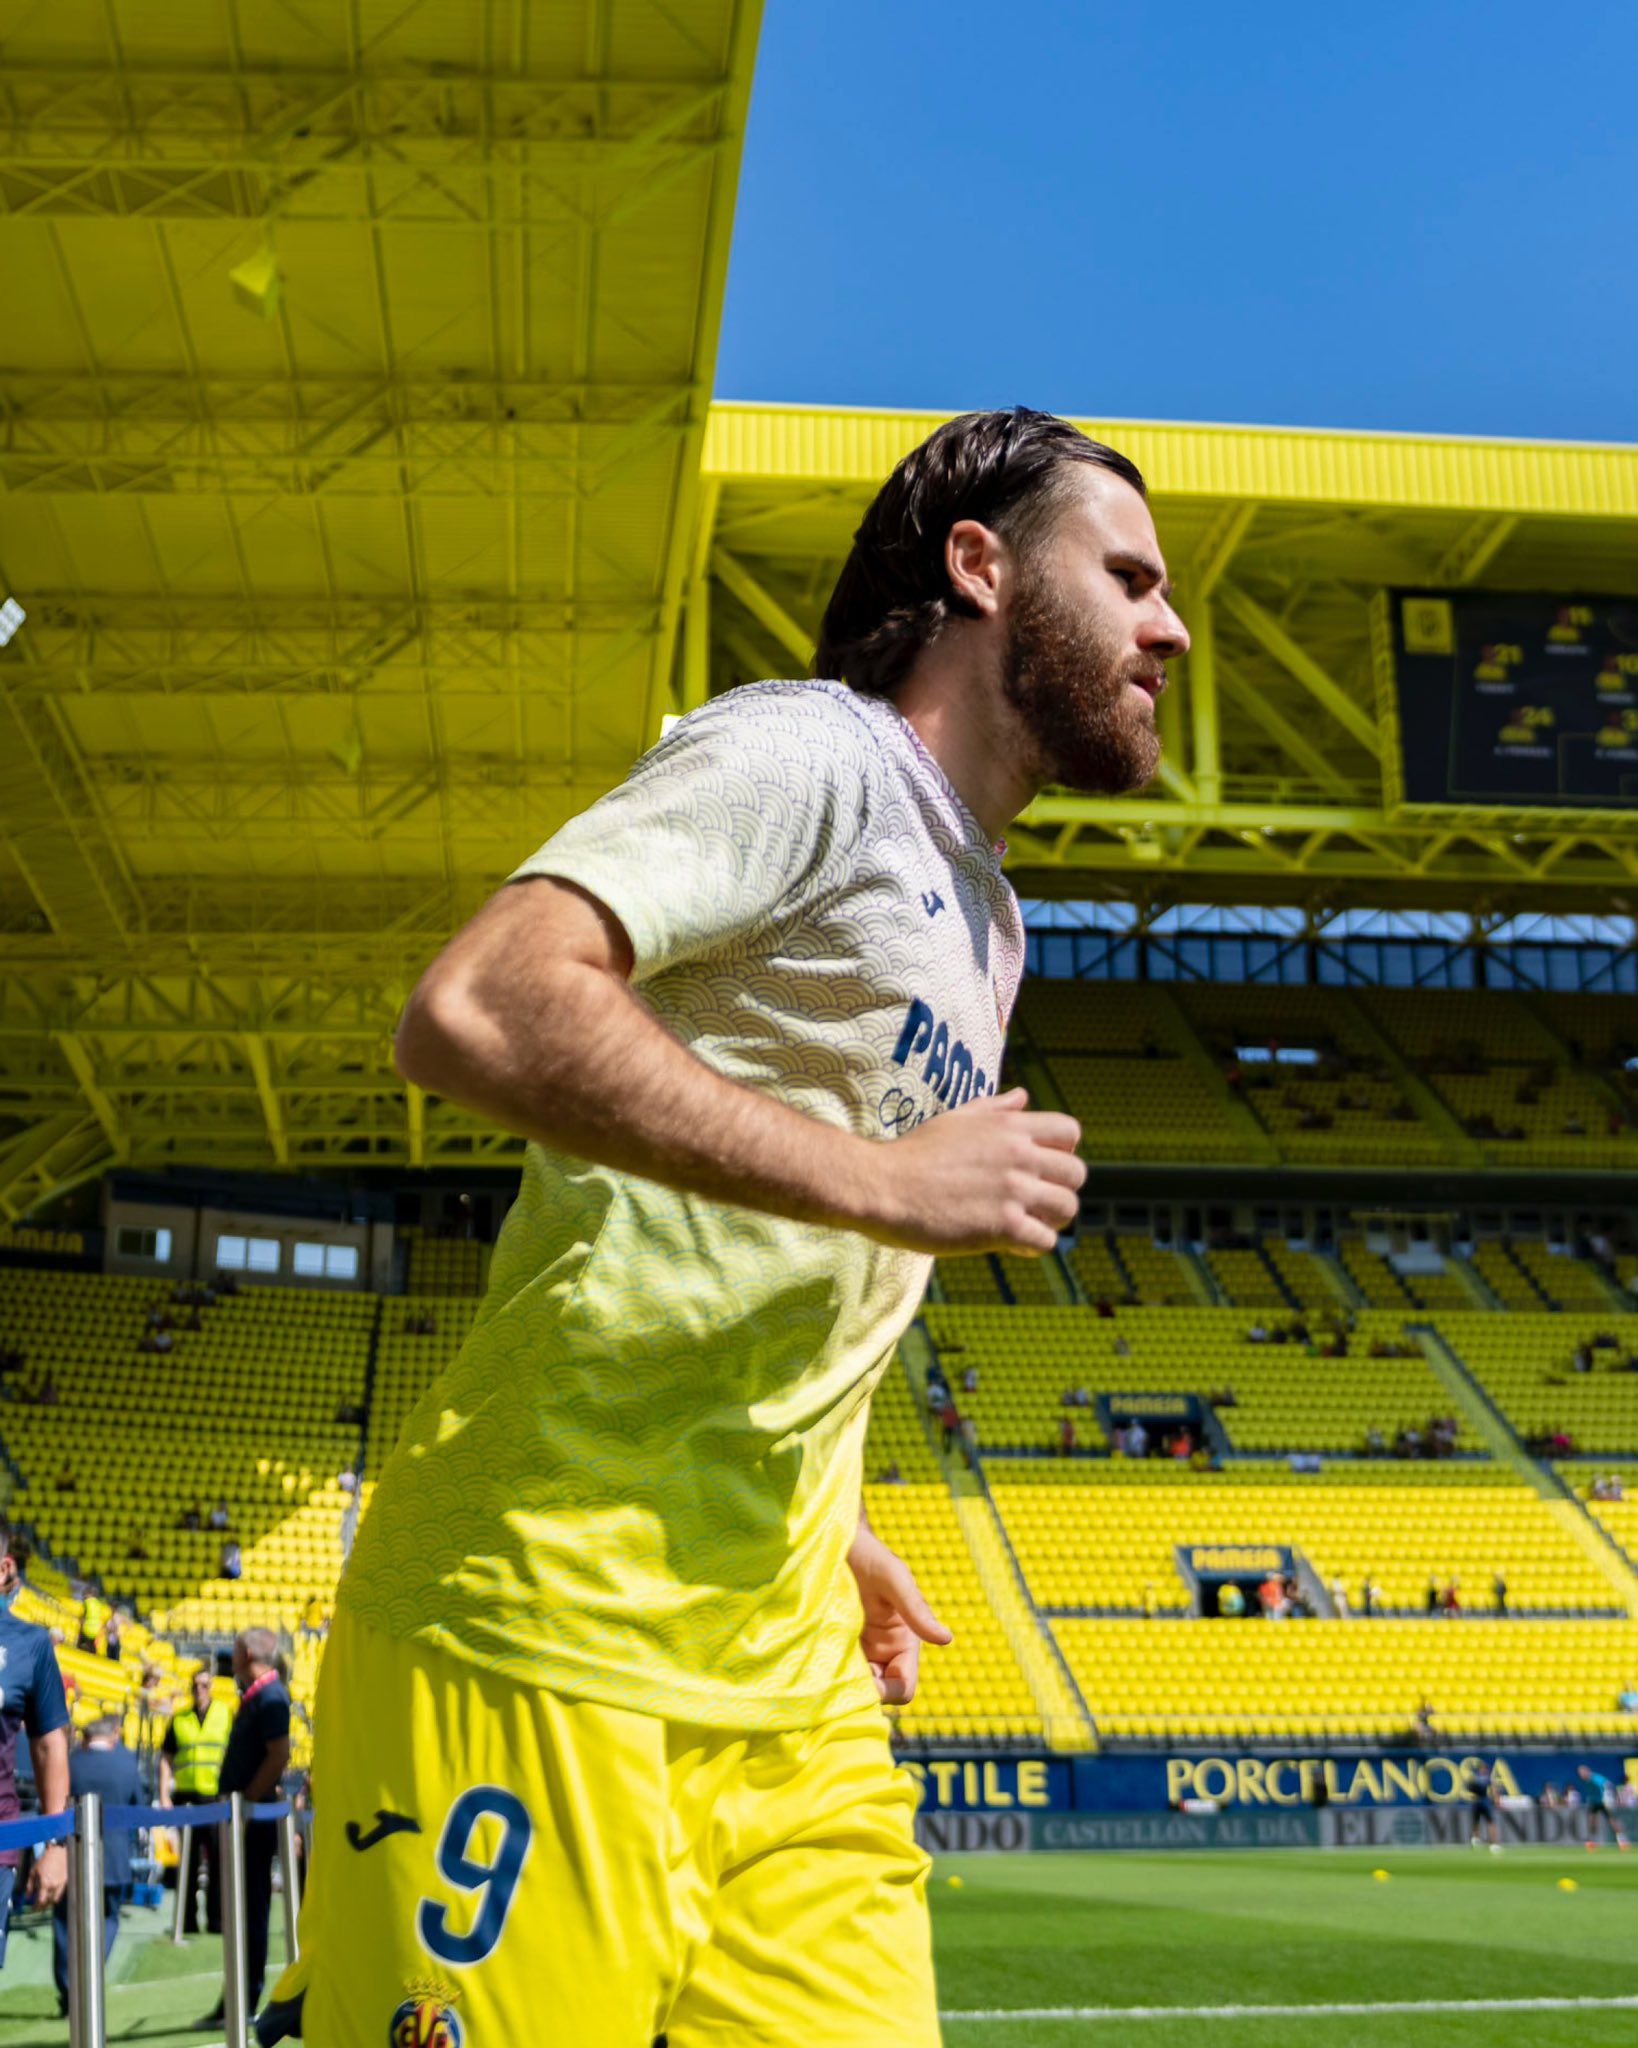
[1440,1579,1461,1617]
[78,1590,108,1654]
[219,1540,242,1582]
[209,1500,231,1532]
[1095,1299,1115,1320]
[1125,1418,1149,1459]
[1246,1320,1269,1343]
[1112,1334,1131,1358]
[1329,1576,1349,1617]
[1492,1571,1508,1617]
[1615,1682,1638,1715]
[181,1306,204,1332]
[1218,1582,1246,1618]
[1058,1415,1077,1456]
[873,1462,903,1486]
[1540,1781,1562,1808]
[126,1529,149,1562]
[1572,1344,1593,1374]
[1360,1573,1381,1618]
[146,1305,172,1333]
[103,1611,123,1662]
[0,1523,70,1960]
[50,1715,140,2017]
[54,1463,75,1494]
[1364,1425,1386,1457]
[1209,1385,1238,1409]
[1424,1576,1440,1616]
[1170,1428,1194,1462]
[1256,1573,1286,1621]
[1413,1699,1436,1746]
[179,1502,202,1531]
[197,1629,291,2028]
[961,1365,978,1394]
[959,1415,979,1470]
[924,1365,949,1412]
[160,1668,232,1936]
[337,1468,358,1496]
[938,1397,959,1454]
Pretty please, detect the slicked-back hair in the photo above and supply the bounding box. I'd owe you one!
[813,407,1146,699]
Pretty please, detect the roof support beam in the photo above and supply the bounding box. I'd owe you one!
[0,1113,111,1224]
[710,549,813,671]
[1187,601,1221,806]
[52,1032,125,1155]
[406,1082,426,1169]
[1190,502,1257,599]
[1218,659,1358,801]
[239,1034,288,1167]
[1216,583,1382,759]
[1432,514,1518,586]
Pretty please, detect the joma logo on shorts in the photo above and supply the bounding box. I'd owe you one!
[890,998,991,1108]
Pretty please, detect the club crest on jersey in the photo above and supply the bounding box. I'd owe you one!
[390,1982,464,2048]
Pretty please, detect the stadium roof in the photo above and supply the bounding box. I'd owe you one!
[2,0,1636,1203]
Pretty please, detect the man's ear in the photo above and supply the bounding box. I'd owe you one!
[944,518,1006,620]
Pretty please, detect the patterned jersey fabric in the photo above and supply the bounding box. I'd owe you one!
[345,681,1025,1729]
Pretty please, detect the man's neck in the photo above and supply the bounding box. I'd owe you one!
[891,651,1038,843]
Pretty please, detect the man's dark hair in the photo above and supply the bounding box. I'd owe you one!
[0,1521,27,1576]
[814,406,1146,698]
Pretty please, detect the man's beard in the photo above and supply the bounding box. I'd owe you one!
[1001,567,1163,794]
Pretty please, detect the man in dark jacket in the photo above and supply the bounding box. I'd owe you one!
[199,1629,290,2029]
[53,1716,141,2017]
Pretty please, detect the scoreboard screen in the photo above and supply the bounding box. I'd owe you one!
[1388,590,1638,809]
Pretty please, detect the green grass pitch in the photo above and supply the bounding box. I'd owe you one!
[0,1851,1632,2045]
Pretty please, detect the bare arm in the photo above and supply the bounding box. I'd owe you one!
[26,1727,69,1905]
[395,877,1085,1255]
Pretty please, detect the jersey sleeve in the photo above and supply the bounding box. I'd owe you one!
[509,687,874,983]
[261,1694,291,1743]
[25,1636,70,1741]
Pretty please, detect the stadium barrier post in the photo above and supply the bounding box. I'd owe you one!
[276,1806,301,1962]
[70,1789,106,2048]
[220,1794,249,2048]
[171,1817,192,1944]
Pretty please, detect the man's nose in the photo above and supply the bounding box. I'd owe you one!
[1142,601,1190,661]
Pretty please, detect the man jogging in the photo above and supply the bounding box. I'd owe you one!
[274,407,1188,2045]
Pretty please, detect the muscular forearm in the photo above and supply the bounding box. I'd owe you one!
[31,1731,68,1815]
[398,948,882,1235]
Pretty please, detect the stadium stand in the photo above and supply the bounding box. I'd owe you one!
[0,1269,368,1638]
[920,1305,1458,1455]
[1435,1312,1638,1451]
[1056,1616,1638,1742]
[990,1466,1618,1615]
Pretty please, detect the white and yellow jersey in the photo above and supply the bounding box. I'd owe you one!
[344,681,1024,1729]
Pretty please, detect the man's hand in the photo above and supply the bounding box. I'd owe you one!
[866,1089,1085,1256]
[27,1840,67,1908]
[847,1521,952,1706]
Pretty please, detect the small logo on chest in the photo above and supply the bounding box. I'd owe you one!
[920,890,945,919]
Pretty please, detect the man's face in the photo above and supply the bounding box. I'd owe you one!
[1001,470,1189,795]
[194,1674,214,1711]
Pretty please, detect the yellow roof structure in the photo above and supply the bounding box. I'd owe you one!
[1,1,1636,1203]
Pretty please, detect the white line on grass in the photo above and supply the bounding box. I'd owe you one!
[941,1996,1638,2023]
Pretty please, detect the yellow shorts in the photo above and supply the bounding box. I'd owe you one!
[275,1608,940,2046]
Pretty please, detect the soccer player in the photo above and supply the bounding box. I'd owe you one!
[269,407,1188,2046]
[1577,1762,1632,1851]
[1467,1756,1501,1853]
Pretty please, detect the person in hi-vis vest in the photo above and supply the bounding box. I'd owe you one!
[159,1669,232,1934]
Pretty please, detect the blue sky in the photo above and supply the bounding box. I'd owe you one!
[716,2,1637,442]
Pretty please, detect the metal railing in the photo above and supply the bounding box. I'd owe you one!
[0,1790,300,2048]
